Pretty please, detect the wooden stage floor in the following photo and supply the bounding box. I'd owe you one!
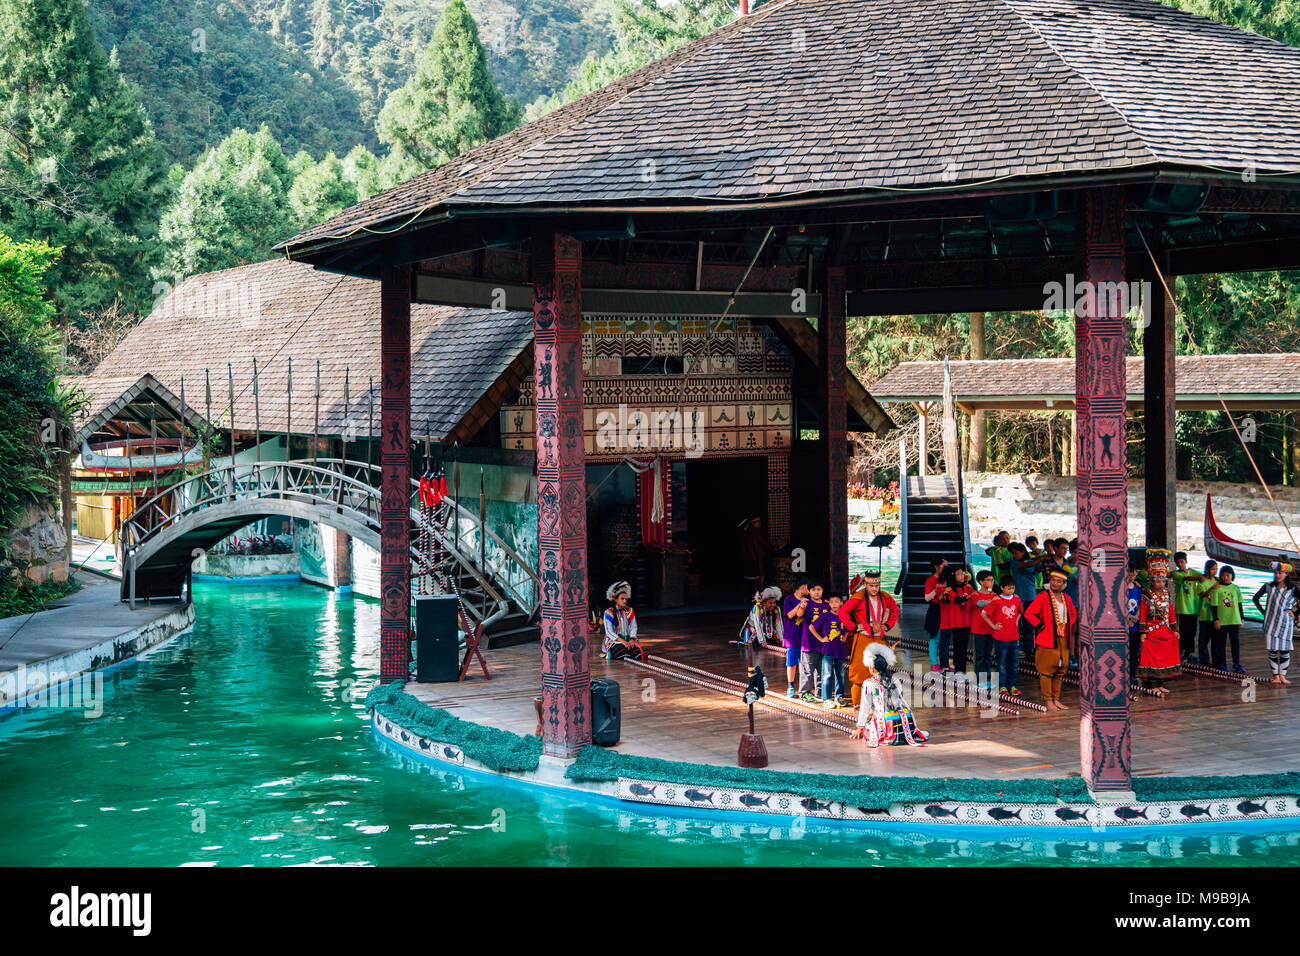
[406,605,1298,781]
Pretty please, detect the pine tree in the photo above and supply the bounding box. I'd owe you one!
[0,0,169,323]
[376,0,520,170]
[157,126,294,279]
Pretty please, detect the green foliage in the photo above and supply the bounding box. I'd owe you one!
[1162,0,1300,45]
[157,127,294,279]
[87,0,376,167]
[0,0,169,322]
[377,0,521,170]
[0,572,79,620]
[288,151,359,229]
[0,234,67,532]
[365,681,543,772]
[529,0,734,118]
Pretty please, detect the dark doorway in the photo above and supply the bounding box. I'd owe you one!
[682,457,767,603]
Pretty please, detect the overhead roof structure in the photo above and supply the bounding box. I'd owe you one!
[280,0,1300,305]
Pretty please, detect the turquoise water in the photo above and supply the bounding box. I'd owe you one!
[1,582,1297,866]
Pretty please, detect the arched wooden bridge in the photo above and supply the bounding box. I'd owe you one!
[119,459,539,644]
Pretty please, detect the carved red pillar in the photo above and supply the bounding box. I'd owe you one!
[1075,187,1132,792]
[379,258,411,683]
[819,265,849,595]
[533,229,590,757]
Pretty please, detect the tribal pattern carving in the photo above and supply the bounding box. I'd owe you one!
[534,232,591,758]
[1074,188,1131,792]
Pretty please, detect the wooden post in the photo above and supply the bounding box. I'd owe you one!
[1144,272,1177,549]
[314,358,321,467]
[253,357,261,464]
[819,264,848,595]
[969,311,987,471]
[1075,186,1132,794]
[532,226,591,758]
[379,256,412,683]
[1292,412,1300,487]
[287,356,294,460]
[916,403,929,477]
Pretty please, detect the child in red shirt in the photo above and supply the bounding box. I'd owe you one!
[981,576,1024,695]
[969,570,998,690]
[937,565,975,675]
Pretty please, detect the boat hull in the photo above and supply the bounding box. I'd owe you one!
[1203,495,1299,572]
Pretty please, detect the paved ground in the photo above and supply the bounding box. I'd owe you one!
[0,571,185,675]
[407,604,1295,781]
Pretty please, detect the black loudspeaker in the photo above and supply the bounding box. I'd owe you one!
[591,678,621,746]
[416,595,459,682]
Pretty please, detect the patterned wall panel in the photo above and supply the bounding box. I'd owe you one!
[500,315,795,463]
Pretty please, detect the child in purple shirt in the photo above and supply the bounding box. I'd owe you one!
[798,581,826,701]
[811,593,849,706]
[782,578,811,698]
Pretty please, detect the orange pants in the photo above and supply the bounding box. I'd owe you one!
[1035,637,1070,702]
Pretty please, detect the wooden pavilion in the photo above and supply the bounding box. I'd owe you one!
[278,0,1300,791]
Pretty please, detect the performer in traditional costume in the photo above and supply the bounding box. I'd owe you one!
[734,586,782,646]
[1253,561,1300,684]
[851,642,928,747]
[1023,567,1076,711]
[1137,548,1180,695]
[601,581,644,660]
[838,568,900,707]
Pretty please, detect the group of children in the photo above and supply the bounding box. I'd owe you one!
[733,569,928,746]
[922,552,1078,710]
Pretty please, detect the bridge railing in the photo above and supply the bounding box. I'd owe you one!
[120,458,540,621]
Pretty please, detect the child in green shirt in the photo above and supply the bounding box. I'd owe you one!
[1195,561,1220,665]
[985,531,1013,585]
[1207,565,1244,673]
[1168,551,1204,663]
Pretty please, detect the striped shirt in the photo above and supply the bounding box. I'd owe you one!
[1259,582,1299,651]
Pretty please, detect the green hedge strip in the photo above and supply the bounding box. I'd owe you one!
[366,682,542,773]
[1131,773,1300,802]
[566,745,1091,807]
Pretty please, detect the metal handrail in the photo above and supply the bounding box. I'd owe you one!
[121,457,538,620]
[896,439,909,597]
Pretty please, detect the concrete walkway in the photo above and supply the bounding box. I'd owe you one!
[0,571,192,706]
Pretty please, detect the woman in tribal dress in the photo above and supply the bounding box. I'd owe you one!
[1254,562,1300,684]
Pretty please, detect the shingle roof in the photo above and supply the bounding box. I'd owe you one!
[74,373,218,444]
[870,354,1300,407]
[282,0,1300,252]
[80,259,533,442]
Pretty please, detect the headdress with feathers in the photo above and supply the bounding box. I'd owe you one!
[606,581,632,601]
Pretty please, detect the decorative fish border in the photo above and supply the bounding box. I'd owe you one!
[616,778,1300,828]
[371,710,465,766]
[372,708,1300,831]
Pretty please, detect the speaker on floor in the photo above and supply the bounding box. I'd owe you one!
[415,594,459,682]
[591,678,621,746]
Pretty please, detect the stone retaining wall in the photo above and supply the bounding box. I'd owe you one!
[964,472,1300,552]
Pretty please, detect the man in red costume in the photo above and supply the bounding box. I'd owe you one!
[1022,567,1077,711]
[838,568,899,707]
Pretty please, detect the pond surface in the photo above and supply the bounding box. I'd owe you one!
[0,582,1294,866]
